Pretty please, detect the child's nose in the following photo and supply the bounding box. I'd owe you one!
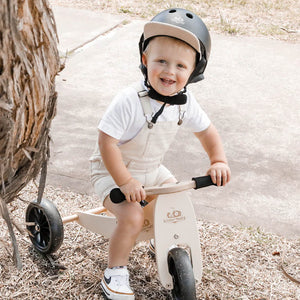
[165,64,175,75]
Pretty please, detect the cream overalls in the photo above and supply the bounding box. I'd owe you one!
[90,85,185,203]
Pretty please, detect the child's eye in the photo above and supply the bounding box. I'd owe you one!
[158,59,167,64]
[177,64,185,69]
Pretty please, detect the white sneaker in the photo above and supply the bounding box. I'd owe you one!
[101,267,134,300]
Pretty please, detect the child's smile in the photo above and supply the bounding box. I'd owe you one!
[142,36,196,97]
[161,77,175,86]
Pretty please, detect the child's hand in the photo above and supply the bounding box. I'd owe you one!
[119,178,146,203]
[207,162,231,186]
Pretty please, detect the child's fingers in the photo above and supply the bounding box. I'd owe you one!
[223,168,231,186]
[120,178,145,203]
[210,169,223,186]
[126,188,145,203]
[130,193,137,202]
[134,187,146,203]
[221,172,227,186]
[133,190,142,203]
[207,163,231,186]
[140,188,146,201]
[216,170,223,186]
[125,193,131,203]
[135,186,146,203]
[209,169,217,184]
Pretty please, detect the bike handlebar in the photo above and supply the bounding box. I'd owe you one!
[110,175,217,204]
[192,175,216,189]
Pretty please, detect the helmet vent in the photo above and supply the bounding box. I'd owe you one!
[186,13,193,19]
[169,9,176,13]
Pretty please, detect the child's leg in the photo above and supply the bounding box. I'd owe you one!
[104,197,144,268]
[161,177,177,184]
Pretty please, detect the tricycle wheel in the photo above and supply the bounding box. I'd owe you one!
[168,247,196,300]
[26,198,64,254]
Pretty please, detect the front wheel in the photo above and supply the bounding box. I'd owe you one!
[26,198,64,254]
[168,247,196,300]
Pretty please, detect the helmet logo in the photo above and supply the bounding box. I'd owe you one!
[171,16,185,25]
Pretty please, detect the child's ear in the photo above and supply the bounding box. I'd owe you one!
[141,53,147,67]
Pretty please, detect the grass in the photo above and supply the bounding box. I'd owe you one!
[50,0,300,41]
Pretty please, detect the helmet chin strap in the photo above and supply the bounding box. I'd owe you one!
[144,78,187,124]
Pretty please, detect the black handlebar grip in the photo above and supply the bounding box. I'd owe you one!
[192,175,217,189]
[110,188,126,203]
[109,188,148,207]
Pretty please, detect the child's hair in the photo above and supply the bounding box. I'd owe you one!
[139,8,211,84]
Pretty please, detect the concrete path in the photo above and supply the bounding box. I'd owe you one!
[48,6,300,238]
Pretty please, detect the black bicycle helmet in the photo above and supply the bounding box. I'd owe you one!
[139,8,211,83]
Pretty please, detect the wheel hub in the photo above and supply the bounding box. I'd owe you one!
[35,224,41,232]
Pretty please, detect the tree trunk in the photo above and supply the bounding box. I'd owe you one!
[0,0,60,202]
[0,0,60,267]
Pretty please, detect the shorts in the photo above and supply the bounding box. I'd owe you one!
[90,160,174,204]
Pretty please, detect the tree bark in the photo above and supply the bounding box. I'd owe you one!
[0,0,60,202]
[0,0,60,267]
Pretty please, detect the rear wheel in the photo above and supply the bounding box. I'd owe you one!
[26,198,64,254]
[168,247,196,300]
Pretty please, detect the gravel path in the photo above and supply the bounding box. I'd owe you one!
[1,182,299,299]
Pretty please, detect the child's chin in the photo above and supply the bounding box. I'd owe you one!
[157,88,176,96]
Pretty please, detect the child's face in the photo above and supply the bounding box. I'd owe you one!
[142,36,196,96]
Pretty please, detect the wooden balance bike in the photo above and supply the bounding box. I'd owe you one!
[25,175,217,300]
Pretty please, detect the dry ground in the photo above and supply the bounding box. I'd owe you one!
[1,183,299,299]
[1,1,300,299]
[49,0,300,42]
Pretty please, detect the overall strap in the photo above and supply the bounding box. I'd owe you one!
[133,82,186,128]
[138,90,153,123]
[178,104,186,126]
[133,82,155,128]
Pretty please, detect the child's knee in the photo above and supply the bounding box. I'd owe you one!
[119,205,144,232]
[128,207,144,228]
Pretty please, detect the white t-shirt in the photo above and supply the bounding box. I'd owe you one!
[99,81,211,144]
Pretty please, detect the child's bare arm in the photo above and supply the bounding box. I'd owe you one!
[98,130,146,202]
[194,124,231,186]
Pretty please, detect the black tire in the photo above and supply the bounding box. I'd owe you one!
[26,198,64,254]
[167,247,196,300]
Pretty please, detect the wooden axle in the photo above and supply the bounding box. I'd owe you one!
[62,206,107,224]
